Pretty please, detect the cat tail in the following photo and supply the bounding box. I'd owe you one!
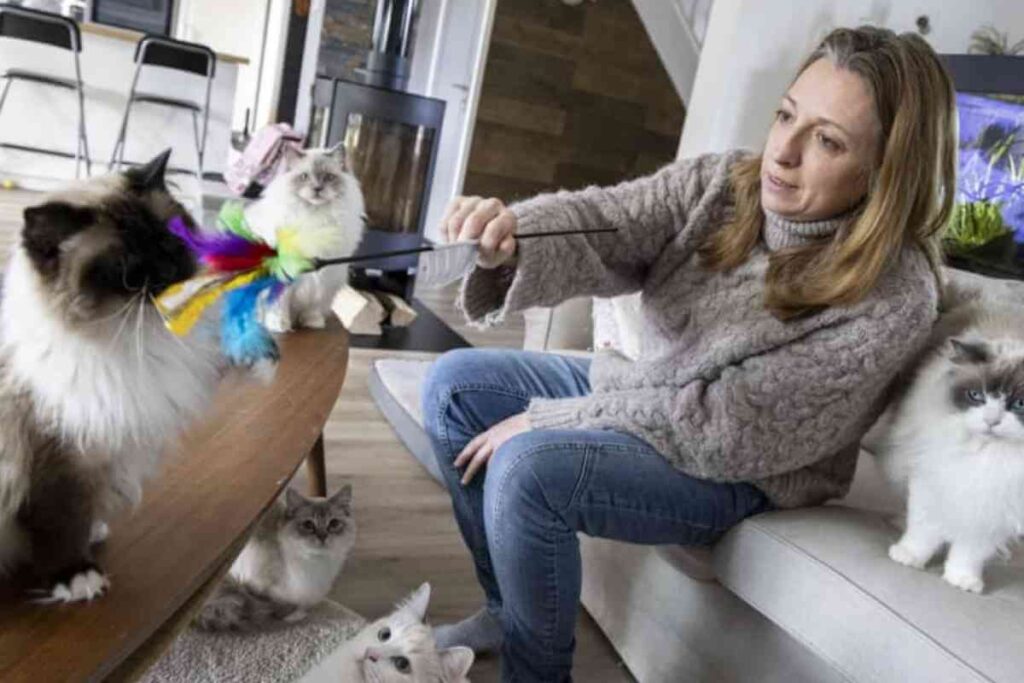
[194,578,299,631]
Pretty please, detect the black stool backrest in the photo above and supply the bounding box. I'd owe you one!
[0,5,80,52]
[134,35,216,78]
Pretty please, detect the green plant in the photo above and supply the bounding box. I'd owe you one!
[945,200,1010,254]
[968,26,1024,55]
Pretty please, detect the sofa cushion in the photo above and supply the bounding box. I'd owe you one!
[522,297,594,352]
[714,505,1024,683]
[368,358,444,483]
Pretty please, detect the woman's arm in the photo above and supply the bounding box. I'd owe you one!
[452,152,741,325]
[524,289,937,482]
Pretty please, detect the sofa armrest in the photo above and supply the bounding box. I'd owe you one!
[522,297,593,352]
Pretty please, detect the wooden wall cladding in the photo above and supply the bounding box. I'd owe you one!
[463,0,685,204]
[318,0,375,81]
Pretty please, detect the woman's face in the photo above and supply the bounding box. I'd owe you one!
[761,58,882,221]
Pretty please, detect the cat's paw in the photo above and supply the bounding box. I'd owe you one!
[943,568,984,594]
[888,542,930,569]
[35,566,110,604]
[89,520,109,545]
[297,312,326,329]
[264,310,293,333]
[283,608,308,623]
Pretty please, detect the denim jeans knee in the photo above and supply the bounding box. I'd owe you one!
[421,348,488,446]
[483,432,581,551]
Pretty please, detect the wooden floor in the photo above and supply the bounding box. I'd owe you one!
[0,187,633,683]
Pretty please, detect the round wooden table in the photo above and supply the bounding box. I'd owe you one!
[0,324,349,682]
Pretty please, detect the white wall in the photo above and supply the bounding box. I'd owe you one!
[630,0,702,104]
[679,0,1024,159]
[630,0,714,105]
[410,0,498,243]
[176,0,298,133]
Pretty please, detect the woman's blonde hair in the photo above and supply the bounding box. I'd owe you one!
[699,26,957,320]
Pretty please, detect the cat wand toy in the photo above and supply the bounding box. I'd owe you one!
[155,202,615,367]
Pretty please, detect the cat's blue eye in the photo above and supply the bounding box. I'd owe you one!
[323,173,336,183]
[1011,398,1024,412]
[298,172,309,181]
[392,656,410,673]
[967,389,985,404]
[378,627,391,642]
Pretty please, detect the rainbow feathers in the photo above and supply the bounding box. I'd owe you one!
[155,203,314,367]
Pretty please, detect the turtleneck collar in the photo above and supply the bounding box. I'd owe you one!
[762,207,856,251]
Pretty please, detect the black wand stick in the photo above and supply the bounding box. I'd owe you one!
[312,227,618,269]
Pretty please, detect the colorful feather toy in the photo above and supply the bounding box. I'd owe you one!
[156,202,616,366]
[156,202,312,367]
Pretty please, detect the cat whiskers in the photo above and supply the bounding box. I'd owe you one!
[105,292,143,353]
[132,281,150,377]
[85,294,141,328]
[149,291,192,355]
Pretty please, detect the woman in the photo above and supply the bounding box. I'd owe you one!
[423,26,956,682]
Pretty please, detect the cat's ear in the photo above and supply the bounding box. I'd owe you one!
[400,582,431,623]
[22,202,95,273]
[284,487,307,511]
[439,647,474,681]
[328,483,352,508]
[284,145,306,171]
[950,338,991,365]
[126,148,172,191]
[327,142,348,169]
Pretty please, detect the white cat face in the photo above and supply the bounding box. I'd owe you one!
[958,394,1024,442]
[356,583,474,683]
[946,338,1024,444]
[285,144,350,207]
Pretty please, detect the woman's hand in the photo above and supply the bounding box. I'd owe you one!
[454,413,530,485]
[441,196,517,269]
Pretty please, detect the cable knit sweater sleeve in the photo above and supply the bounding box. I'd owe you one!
[458,152,742,325]
[527,271,938,483]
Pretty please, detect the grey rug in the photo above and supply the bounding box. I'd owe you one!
[141,600,364,683]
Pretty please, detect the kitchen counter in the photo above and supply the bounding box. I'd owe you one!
[79,22,250,65]
[0,22,242,183]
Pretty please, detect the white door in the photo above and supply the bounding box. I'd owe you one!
[413,0,497,242]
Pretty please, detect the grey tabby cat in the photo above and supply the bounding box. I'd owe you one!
[196,485,355,630]
[0,151,222,603]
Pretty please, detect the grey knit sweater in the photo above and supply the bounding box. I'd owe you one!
[459,151,939,508]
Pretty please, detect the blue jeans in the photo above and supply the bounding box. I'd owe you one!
[422,349,771,683]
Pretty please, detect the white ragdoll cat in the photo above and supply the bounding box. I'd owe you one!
[301,583,474,683]
[245,143,365,332]
[878,301,1024,593]
[196,485,356,630]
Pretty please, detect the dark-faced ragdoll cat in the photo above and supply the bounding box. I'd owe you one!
[879,300,1024,593]
[245,143,365,332]
[327,583,473,683]
[196,485,356,630]
[0,151,223,602]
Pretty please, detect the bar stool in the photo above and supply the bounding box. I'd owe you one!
[0,5,91,178]
[110,35,215,181]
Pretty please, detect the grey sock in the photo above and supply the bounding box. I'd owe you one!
[434,607,504,654]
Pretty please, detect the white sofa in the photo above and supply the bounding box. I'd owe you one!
[368,269,1024,683]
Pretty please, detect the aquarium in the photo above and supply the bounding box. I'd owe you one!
[946,86,1024,277]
